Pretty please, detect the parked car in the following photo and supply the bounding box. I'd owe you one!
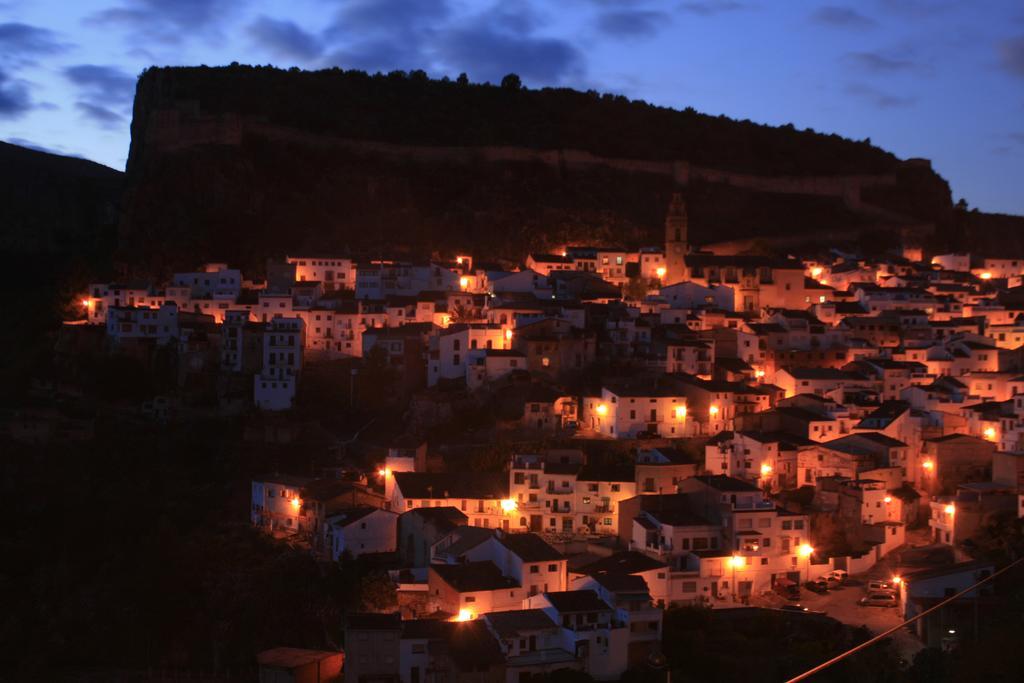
[780,604,827,616]
[773,578,801,601]
[805,579,829,594]
[781,604,809,613]
[858,593,898,608]
[826,569,848,584]
[866,580,896,594]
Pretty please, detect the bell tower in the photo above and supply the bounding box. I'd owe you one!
[664,192,688,285]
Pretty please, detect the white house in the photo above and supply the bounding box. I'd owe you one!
[327,507,398,560]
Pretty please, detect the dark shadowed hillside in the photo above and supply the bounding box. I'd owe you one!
[120,65,957,276]
[0,141,121,254]
[0,142,122,405]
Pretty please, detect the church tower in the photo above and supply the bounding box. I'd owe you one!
[664,192,688,285]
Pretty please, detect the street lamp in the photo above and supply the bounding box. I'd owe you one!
[729,555,744,601]
[798,544,814,584]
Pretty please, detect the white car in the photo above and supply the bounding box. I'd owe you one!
[866,580,896,594]
[819,569,848,584]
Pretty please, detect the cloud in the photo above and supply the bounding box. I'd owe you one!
[810,6,876,29]
[0,67,31,118]
[845,82,915,108]
[87,0,245,43]
[595,10,668,38]
[247,16,323,61]
[63,65,137,101]
[843,51,917,72]
[998,36,1024,79]
[322,0,451,73]
[0,22,70,60]
[678,1,746,16]
[75,101,126,129]
[322,1,583,85]
[435,26,584,84]
[326,0,451,41]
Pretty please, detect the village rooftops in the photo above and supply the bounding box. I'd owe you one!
[498,531,564,562]
[691,474,762,493]
[641,508,715,527]
[577,463,636,483]
[591,573,651,595]
[431,561,520,592]
[439,526,495,558]
[575,551,668,576]
[684,254,804,270]
[256,647,342,669]
[899,560,994,584]
[924,433,993,445]
[529,253,574,264]
[402,620,505,670]
[255,473,314,488]
[484,609,559,638]
[327,506,378,527]
[400,506,469,531]
[781,368,869,381]
[604,379,684,398]
[855,400,910,429]
[543,590,613,613]
[393,472,509,500]
[346,613,402,630]
[737,430,815,447]
[774,406,836,422]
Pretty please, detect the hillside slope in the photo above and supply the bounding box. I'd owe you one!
[120,65,953,275]
[0,141,122,405]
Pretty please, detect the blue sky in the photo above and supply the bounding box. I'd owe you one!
[1,0,1022,214]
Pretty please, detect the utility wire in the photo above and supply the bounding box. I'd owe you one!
[785,555,1024,683]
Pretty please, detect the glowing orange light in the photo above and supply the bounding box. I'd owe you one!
[983,426,996,441]
[728,555,745,569]
[884,496,892,504]
[980,272,993,280]
[561,250,568,258]
[674,405,687,420]
[922,459,934,471]
[456,257,464,265]
[453,608,475,622]
[709,405,720,417]
[760,463,773,476]
[290,497,301,509]
[798,544,814,558]
[595,403,608,417]
[811,267,823,278]
[891,576,902,585]
[754,369,766,379]
[459,276,470,290]
[820,279,828,286]
[945,504,955,515]
[505,329,513,341]
[656,267,667,279]
[81,298,91,307]
[500,499,518,514]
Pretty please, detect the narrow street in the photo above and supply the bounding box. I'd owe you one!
[751,557,926,662]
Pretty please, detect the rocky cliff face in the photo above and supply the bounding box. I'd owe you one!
[120,65,957,275]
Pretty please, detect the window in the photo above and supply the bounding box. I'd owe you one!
[530,565,539,574]
[548,564,558,572]
[464,596,476,603]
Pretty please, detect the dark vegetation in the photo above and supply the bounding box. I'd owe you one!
[0,420,388,679]
[0,142,121,408]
